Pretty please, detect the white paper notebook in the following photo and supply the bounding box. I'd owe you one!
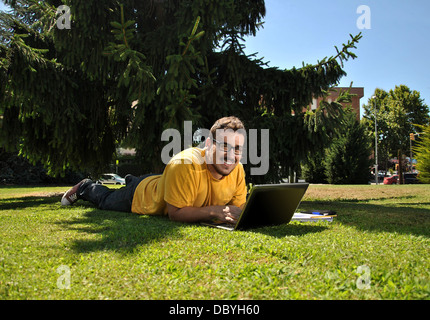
[291,213,336,222]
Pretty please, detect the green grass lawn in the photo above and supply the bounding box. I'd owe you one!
[0,184,429,300]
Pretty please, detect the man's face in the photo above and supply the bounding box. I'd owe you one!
[206,130,245,179]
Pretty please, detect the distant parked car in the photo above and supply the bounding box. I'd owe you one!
[383,173,420,185]
[383,175,398,185]
[97,173,125,185]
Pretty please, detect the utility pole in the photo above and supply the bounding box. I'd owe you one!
[372,96,378,185]
[409,133,415,172]
[398,149,403,184]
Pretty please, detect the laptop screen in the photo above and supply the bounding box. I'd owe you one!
[235,183,309,230]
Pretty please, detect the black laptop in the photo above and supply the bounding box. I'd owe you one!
[202,183,309,231]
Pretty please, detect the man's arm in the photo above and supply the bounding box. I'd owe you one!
[167,203,242,224]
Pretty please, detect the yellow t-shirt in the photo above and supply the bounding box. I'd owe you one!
[131,147,246,215]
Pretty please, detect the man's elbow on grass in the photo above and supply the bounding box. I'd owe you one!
[167,203,186,222]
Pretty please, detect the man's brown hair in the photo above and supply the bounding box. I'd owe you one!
[210,116,245,139]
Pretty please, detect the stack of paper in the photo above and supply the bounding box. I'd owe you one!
[291,212,336,222]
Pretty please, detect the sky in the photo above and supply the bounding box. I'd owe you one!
[241,0,430,118]
[1,0,429,119]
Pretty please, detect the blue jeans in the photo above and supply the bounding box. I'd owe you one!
[78,174,157,212]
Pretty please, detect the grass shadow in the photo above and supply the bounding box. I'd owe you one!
[248,223,329,238]
[299,200,430,238]
[55,207,184,254]
[0,191,185,253]
[0,195,61,210]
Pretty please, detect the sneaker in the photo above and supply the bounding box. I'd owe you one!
[61,179,90,206]
[125,174,135,185]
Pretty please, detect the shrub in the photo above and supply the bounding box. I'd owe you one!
[325,118,372,184]
[413,125,430,183]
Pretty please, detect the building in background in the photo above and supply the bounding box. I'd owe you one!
[308,87,364,120]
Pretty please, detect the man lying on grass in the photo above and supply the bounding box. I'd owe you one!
[61,116,247,225]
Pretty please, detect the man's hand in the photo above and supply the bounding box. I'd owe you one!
[220,205,241,224]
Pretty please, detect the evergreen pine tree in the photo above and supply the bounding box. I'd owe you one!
[325,111,372,184]
[413,125,430,183]
[1,0,362,181]
[301,150,327,184]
